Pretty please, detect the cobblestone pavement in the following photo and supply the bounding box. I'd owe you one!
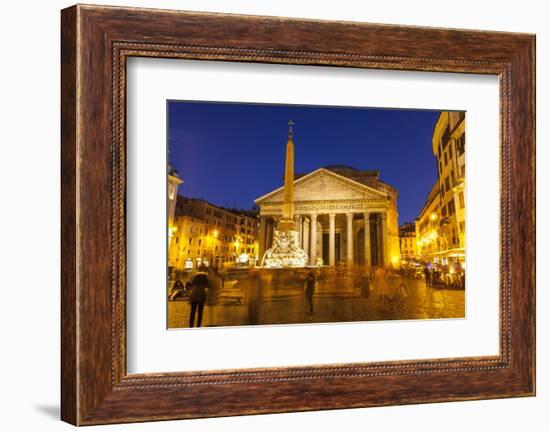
[168,270,465,329]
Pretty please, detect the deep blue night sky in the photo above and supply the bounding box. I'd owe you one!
[168,101,440,224]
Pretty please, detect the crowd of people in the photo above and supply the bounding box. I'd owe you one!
[168,260,464,327]
[422,265,465,289]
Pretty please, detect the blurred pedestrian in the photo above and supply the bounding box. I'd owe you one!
[424,266,432,287]
[304,271,316,314]
[360,271,371,298]
[244,271,263,324]
[390,279,409,311]
[396,281,408,300]
[374,266,390,304]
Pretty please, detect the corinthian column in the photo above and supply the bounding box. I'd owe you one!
[363,212,371,268]
[309,214,317,266]
[259,216,267,261]
[303,218,309,256]
[295,214,302,247]
[329,213,336,266]
[380,212,389,267]
[346,213,354,267]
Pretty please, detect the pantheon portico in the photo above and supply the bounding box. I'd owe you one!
[255,165,400,268]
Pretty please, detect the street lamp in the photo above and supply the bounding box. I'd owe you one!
[391,255,400,268]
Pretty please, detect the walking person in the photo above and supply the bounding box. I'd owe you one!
[374,266,389,305]
[304,271,316,315]
[188,272,209,327]
[424,266,432,287]
[393,278,409,311]
[360,271,371,298]
[244,271,263,325]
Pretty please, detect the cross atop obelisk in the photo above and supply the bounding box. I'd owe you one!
[279,121,296,230]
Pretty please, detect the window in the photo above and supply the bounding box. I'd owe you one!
[459,192,465,208]
[198,239,202,246]
[445,176,450,192]
[456,133,465,155]
[188,238,192,245]
[448,199,455,215]
[442,126,451,148]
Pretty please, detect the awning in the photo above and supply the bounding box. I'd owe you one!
[429,247,465,258]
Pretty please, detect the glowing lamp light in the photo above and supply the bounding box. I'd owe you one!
[449,265,455,274]
[237,253,249,264]
[430,212,438,221]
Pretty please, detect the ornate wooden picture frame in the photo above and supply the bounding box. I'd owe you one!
[61,4,535,425]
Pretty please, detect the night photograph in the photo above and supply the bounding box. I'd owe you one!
[166,101,466,329]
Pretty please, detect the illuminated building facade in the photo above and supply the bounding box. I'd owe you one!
[255,165,400,268]
[167,164,183,236]
[399,222,418,260]
[416,111,466,267]
[168,196,259,272]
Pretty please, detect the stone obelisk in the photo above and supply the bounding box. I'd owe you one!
[260,121,309,268]
[279,120,296,231]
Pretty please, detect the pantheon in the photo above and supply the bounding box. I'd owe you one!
[255,165,400,268]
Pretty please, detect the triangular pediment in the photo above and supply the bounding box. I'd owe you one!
[255,168,388,204]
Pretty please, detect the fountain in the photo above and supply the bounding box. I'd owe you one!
[261,121,309,268]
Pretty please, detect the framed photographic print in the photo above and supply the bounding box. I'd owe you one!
[61,4,535,425]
